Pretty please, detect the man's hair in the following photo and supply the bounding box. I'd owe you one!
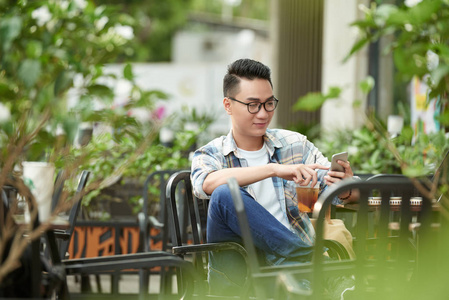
[223,58,272,97]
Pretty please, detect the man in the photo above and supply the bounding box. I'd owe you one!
[191,58,355,295]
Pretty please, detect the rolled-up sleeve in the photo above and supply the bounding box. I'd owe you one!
[191,145,223,199]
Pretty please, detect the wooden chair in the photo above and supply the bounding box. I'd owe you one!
[270,176,447,299]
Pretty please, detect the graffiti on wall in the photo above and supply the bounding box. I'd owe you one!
[68,226,163,259]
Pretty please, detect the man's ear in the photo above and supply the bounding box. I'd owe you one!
[223,97,232,115]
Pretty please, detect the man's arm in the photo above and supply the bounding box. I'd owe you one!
[202,163,329,195]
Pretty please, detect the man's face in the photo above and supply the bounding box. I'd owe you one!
[224,78,275,150]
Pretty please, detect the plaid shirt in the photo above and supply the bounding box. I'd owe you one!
[191,128,341,246]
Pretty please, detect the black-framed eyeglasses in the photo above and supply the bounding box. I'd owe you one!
[227,97,279,114]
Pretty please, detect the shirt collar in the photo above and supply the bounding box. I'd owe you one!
[222,128,282,157]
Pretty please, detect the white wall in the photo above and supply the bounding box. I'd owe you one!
[172,29,271,65]
[104,63,230,135]
[321,0,369,133]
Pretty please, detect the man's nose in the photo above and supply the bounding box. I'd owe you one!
[256,104,270,116]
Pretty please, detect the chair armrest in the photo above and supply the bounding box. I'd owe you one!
[53,229,70,241]
[172,241,248,259]
[64,253,197,298]
[62,251,173,266]
[173,241,251,295]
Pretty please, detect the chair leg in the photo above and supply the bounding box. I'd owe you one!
[80,275,92,293]
[95,275,102,293]
[139,269,149,294]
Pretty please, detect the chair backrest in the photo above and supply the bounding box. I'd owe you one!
[166,170,203,243]
[165,170,208,273]
[312,176,444,298]
[1,188,8,221]
[140,169,179,252]
[58,170,90,259]
[51,170,66,213]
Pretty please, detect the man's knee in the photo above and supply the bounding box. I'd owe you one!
[210,184,232,205]
[211,184,231,197]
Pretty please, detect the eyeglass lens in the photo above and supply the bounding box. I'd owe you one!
[248,100,277,113]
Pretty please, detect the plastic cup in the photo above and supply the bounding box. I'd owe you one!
[296,181,320,213]
[22,161,55,222]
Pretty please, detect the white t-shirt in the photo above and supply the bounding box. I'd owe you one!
[238,144,291,230]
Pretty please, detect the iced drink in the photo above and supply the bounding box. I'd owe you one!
[296,181,320,213]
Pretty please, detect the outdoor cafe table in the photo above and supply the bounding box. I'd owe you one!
[335,197,441,233]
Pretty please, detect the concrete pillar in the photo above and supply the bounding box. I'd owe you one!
[321,0,369,133]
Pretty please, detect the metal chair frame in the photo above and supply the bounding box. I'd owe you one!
[267,176,445,299]
[165,170,250,297]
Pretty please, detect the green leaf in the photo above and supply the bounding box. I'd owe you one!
[359,76,375,94]
[0,16,22,52]
[408,0,441,24]
[293,93,327,111]
[18,59,42,88]
[401,126,414,141]
[123,63,134,81]
[0,82,16,99]
[25,40,43,58]
[375,4,398,26]
[343,38,370,63]
[54,71,73,96]
[386,7,409,26]
[353,100,363,108]
[430,64,449,86]
[86,84,114,102]
[437,109,449,126]
[36,84,55,111]
[327,86,342,98]
[393,46,428,80]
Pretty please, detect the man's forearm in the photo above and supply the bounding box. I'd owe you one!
[202,164,276,195]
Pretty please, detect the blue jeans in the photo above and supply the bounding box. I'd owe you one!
[206,184,314,296]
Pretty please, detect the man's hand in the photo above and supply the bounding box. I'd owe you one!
[324,160,356,202]
[271,163,329,187]
[324,159,353,186]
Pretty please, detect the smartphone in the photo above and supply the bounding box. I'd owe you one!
[330,152,348,172]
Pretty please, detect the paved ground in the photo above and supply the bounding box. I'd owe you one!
[66,274,177,296]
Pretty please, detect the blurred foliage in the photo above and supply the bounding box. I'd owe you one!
[190,0,270,20]
[0,0,219,220]
[314,121,449,176]
[347,0,449,123]
[91,0,270,62]
[0,0,163,167]
[0,0,171,285]
[94,0,193,62]
[294,0,449,177]
[294,87,343,112]
[79,106,215,216]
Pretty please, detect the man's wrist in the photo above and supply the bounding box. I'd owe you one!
[338,189,352,201]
